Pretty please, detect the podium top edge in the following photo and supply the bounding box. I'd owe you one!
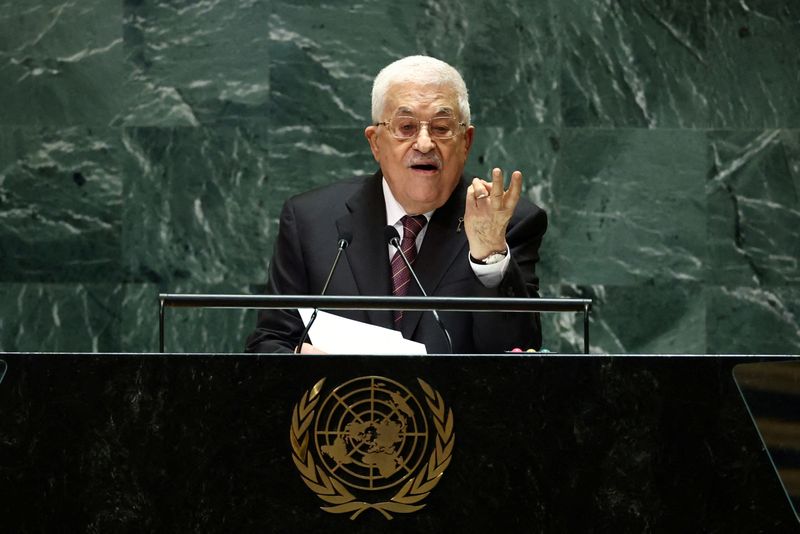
[2,352,798,359]
[156,294,593,312]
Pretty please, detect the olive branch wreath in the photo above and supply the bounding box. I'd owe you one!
[289,377,455,520]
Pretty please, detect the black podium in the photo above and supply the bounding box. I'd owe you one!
[0,353,797,532]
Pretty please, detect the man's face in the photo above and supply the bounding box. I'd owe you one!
[365,82,474,215]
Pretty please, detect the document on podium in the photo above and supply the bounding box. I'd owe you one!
[298,309,427,355]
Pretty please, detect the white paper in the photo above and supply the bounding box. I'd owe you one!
[298,308,427,355]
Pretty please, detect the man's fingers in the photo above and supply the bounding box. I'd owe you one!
[472,169,523,210]
[506,170,523,207]
[471,176,489,200]
[490,168,504,195]
[299,342,327,355]
[490,168,504,209]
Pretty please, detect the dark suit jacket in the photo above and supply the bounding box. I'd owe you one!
[245,170,547,354]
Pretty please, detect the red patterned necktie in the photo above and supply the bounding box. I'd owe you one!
[391,215,427,327]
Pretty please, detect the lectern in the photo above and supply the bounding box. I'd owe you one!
[0,352,797,531]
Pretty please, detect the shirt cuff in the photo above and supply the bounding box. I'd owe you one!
[469,246,511,288]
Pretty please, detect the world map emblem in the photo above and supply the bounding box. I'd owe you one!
[290,376,455,519]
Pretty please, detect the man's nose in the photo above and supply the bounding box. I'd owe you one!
[414,124,435,153]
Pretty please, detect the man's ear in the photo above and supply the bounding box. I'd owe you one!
[365,126,381,162]
[463,125,475,156]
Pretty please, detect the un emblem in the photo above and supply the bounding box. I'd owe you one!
[290,376,455,519]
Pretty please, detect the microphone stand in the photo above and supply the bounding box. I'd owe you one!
[295,237,349,353]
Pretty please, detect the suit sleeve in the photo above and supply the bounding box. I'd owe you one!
[471,203,548,353]
[244,200,307,353]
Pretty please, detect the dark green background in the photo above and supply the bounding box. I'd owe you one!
[1,1,798,354]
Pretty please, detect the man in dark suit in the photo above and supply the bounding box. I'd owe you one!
[245,55,547,354]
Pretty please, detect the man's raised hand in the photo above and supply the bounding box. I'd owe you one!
[464,167,523,259]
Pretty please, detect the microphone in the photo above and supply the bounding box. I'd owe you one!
[295,231,352,353]
[384,225,454,353]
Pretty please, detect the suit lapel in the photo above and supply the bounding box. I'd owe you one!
[336,171,394,329]
[401,178,469,340]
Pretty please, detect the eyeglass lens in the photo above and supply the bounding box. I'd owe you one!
[390,116,458,139]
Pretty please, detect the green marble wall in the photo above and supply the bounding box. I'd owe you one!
[1,0,798,354]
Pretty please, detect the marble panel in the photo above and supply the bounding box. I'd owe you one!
[706,1,800,128]
[268,0,558,128]
[544,283,706,354]
[0,0,130,126]
[707,285,800,354]
[267,1,414,128]
[122,282,256,353]
[0,283,121,352]
[121,126,273,287]
[560,0,709,128]
[267,125,375,200]
[554,128,707,285]
[0,127,124,282]
[120,0,270,126]
[418,0,560,128]
[707,130,800,286]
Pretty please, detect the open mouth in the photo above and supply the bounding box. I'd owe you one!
[410,163,440,172]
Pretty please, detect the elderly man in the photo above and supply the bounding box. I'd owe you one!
[245,55,547,354]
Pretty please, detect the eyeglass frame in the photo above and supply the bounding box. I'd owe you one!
[374,115,468,141]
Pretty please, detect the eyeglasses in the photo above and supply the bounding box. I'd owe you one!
[376,116,466,140]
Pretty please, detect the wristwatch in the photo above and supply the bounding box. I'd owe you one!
[470,249,508,265]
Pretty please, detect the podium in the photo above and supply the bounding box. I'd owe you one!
[0,353,797,531]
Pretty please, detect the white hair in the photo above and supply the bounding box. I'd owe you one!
[371,55,471,125]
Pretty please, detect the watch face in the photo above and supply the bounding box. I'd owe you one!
[483,253,506,265]
[470,250,508,265]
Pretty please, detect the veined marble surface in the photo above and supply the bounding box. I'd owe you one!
[554,128,707,285]
[121,0,270,126]
[121,126,273,287]
[0,127,124,282]
[0,0,798,354]
[0,0,130,126]
[708,130,800,286]
[0,284,122,352]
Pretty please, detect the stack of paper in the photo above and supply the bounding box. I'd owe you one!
[298,309,427,355]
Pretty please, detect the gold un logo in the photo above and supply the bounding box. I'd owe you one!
[290,376,455,519]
